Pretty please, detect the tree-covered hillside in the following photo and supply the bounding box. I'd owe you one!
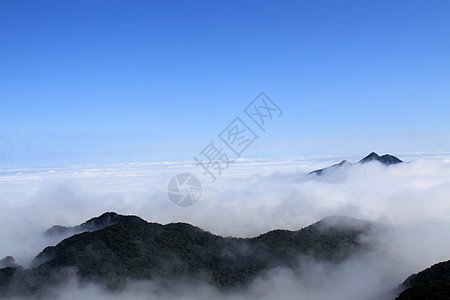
[0,214,378,298]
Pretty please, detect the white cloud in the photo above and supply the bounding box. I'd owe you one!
[1,153,450,299]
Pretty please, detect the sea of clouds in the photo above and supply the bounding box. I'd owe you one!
[1,152,450,299]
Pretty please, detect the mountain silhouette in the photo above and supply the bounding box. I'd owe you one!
[395,259,450,299]
[0,213,378,298]
[310,159,352,175]
[359,152,403,165]
[310,152,403,175]
[45,212,147,236]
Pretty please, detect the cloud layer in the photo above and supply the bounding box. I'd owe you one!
[1,153,450,299]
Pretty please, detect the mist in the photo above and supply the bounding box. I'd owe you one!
[1,153,450,299]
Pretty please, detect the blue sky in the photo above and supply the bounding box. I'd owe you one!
[1,0,450,168]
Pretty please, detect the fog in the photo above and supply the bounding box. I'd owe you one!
[1,153,450,299]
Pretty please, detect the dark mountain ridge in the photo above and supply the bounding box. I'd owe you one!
[3,213,449,299]
[310,159,352,176]
[310,152,403,175]
[0,213,379,298]
[45,212,147,236]
[395,259,450,299]
[359,152,403,165]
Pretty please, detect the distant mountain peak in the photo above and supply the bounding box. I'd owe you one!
[310,152,403,175]
[359,152,380,162]
[309,159,353,175]
[359,152,402,165]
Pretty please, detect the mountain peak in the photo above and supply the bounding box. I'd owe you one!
[310,152,403,175]
[337,160,350,165]
[309,160,353,175]
[359,152,402,165]
[45,212,147,237]
[359,152,381,163]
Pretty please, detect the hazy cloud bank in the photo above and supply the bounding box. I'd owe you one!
[1,153,450,299]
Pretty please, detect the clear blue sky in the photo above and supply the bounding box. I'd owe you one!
[1,0,449,167]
